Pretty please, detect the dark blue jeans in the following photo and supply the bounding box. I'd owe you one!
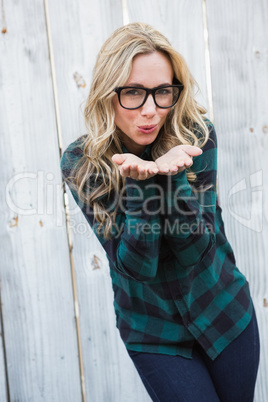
[127,306,260,401]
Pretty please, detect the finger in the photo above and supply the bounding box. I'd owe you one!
[137,166,147,180]
[129,164,139,179]
[183,155,193,166]
[112,154,126,165]
[147,163,159,174]
[149,168,159,175]
[176,160,185,168]
[171,166,185,175]
[168,160,184,171]
[120,165,131,177]
[179,145,203,157]
[156,162,170,173]
[185,158,193,167]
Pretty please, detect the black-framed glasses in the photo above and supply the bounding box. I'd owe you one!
[114,84,184,110]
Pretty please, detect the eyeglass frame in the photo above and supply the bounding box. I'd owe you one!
[113,83,184,110]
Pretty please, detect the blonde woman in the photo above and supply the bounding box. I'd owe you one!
[61,23,260,401]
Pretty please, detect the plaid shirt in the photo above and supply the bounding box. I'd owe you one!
[61,120,253,361]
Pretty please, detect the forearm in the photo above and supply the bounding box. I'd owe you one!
[158,170,216,267]
[115,176,162,281]
[65,175,162,281]
[60,141,162,281]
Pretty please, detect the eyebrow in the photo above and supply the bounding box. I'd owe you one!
[125,82,172,87]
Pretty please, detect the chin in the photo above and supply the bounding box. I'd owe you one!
[140,134,158,144]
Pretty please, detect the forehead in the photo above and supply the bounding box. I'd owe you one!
[126,51,174,85]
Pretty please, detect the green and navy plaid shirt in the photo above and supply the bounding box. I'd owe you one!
[61,120,253,361]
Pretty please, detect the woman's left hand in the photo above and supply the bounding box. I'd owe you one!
[112,153,159,180]
[155,145,202,175]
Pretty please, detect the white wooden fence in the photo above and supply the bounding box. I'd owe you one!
[0,0,267,401]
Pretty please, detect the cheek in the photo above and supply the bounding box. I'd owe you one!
[114,107,137,127]
[158,109,170,123]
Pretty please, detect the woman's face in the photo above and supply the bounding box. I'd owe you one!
[113,51,174,155]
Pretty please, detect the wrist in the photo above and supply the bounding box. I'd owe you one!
[156,168,187,185]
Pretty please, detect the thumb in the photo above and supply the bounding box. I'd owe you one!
[180,145,203,157]
[112,153,126,165]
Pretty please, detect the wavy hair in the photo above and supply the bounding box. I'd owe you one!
[66,22,210,238]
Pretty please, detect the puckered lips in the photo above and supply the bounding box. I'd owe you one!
[137,124,158,134]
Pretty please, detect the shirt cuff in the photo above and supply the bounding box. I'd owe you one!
[156,169,188,186]
[126,176,156,187]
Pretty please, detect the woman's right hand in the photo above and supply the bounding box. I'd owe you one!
[112,153,159,180]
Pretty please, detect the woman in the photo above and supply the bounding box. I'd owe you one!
[61,23,260,401]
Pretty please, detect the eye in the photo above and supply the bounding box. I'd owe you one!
[125,89,140,96]
[121,88,145,97]
[156,88,172,95]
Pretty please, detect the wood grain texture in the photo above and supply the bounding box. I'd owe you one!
[47,0,125,150]
[0,0,267,400]
[0,0,81,400]
[0,316,8,402]
[48,0,151,400]
[206,0,268,400]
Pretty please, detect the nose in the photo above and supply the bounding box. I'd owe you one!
[140,94,157,117]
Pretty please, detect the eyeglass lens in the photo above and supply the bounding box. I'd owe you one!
[119,86,180,109]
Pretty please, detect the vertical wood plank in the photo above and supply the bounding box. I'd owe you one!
[0,1,81,400]
[0,314,8,402]
[126,0,209,113]
[2,1,265,401]
[48,0,151,400]
[206,0,268,400]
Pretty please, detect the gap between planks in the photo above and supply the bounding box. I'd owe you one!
[202,0,214,123]
[43,0,86,401]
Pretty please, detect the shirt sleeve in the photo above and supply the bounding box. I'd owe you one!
[60,139,162,282]
[156,123,217,267]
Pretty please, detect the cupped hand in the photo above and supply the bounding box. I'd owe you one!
[112,153,159,180]
[155,145,202,175]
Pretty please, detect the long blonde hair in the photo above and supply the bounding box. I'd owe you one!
[66,22,210,238]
